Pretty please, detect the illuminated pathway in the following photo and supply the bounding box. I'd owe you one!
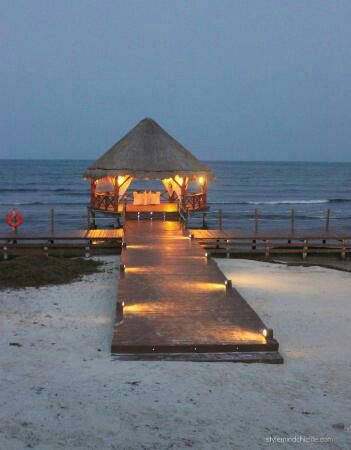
[112,221,282,362]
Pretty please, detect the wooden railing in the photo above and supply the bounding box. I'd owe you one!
[194,234,351,259]
[93,190,207,212]
[93,192,116,211]
[182,192,207,211]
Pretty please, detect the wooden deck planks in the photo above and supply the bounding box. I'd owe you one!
[112,221,281,360]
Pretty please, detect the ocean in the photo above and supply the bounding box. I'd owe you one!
[0,160,350,233]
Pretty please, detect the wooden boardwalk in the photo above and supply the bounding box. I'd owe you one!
[112,221,282,362]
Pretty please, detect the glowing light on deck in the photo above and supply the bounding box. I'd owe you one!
[185,281,225,292]
[125,266,149,273]
[124,302,178,315]
[198,176,205,185]
[126,244,152,250]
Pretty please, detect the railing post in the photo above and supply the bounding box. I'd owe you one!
[218,209,223,230]
[302,240,308,260]
[326,208,330,232]
[254,208,259,234]
[291,208,295,234]
[51,208,55,234]
[87,206,91,230]
[202,213,207,229]
[341,239,346,260]
[121,198,127,227]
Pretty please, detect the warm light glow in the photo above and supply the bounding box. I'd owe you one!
[124,302,179,316]
[126,244,152,250]
[198,176,205,185]
[214,327,267,344]
[117,203,179,213]
[125,266,149,273]
[184,281,225,292]
[175,175,184,186]
[117,175,126,186]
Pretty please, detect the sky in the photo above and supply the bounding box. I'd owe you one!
[0,0,350,161]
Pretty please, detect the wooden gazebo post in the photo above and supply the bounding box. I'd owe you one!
[202,179,207,209]
[89,179,96,228]
[181,179,186,209]
[113,177,120,227]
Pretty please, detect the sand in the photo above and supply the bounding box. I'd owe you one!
[0,256,351,449]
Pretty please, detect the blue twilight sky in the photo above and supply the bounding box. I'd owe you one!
[0,0,350,161]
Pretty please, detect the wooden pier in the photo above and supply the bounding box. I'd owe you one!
[112,221,282,363]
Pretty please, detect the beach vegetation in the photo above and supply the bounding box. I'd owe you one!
[0,255,103,289]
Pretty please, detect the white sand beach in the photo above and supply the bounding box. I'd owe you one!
[1,256,351,449]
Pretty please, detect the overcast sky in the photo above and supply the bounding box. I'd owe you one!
[1,1,350,161]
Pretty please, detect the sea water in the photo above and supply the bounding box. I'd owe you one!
[0,160,350,233]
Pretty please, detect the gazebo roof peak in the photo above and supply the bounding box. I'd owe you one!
[84,117,214,180]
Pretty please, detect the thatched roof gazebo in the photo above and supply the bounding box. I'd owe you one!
[83,118,214,218]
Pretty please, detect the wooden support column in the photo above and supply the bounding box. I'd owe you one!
[90,180,96,229]
[113,177,119,212]
[180,178,186,209]
[302,240,308,260]
[326,208,330,232]
[87,206,92,230]
[114,177,120,227]
[203,180,207,209]
[90,179,96,209]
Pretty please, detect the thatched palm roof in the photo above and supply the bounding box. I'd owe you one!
[84,118,214,180]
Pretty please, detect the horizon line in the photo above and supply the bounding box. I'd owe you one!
[1,158,351,164]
